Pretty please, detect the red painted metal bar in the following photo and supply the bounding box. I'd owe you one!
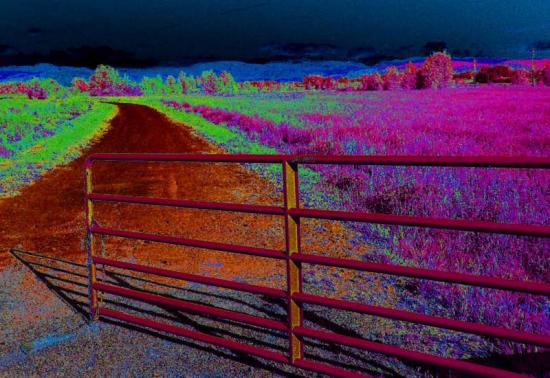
[93,256,287,298]
[99,307,289,364]
[293,292,550,347]
[292,253,550,295]
[293,326,529,378]
[293,155,550,168]
[91,225,286,260]
[87,153,288,164]
[88,193,285,215]
[289,208,550,238]
[86,153,550,168]
[85,153,550,377]
[293,358,371,378]
[94,282,288,332]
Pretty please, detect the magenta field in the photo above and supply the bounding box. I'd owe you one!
[2,59,549,376]
[161,86,550,353]
[4,0,550,375]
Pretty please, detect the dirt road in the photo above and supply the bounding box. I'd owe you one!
[0,103,293,284]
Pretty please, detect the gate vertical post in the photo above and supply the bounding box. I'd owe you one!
[283,160,303,362]
[85,160,99,320]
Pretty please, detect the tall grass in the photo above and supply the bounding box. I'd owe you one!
[162,87,550,351]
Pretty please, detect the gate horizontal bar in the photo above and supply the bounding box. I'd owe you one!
[88,193,285,215]
[94,282,288,331]
[93,256,287,298]
[293,326,528,378]
[292,155,550,168]
[292,253,550,295]
[99,308,289,363]
[289,208,550,238]
[293,293,550,347]
[91,225,286,260]
[86,153,550,168]
[293,358,371,378]
[87,153,288,164]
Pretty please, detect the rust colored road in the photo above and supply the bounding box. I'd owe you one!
[0,103,289,284]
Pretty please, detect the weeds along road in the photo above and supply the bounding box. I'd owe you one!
[0,103,439,377]
[0,103,287,282]
[0,103,358,286]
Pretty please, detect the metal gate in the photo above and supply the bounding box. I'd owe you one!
[85,153,550,378]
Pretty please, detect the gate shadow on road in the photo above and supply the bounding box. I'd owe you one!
[10,248,413,377]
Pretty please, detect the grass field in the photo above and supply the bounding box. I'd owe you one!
[1,85,549,359]
[0,96,116,197]
[156,88,550,352]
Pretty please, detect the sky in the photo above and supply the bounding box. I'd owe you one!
[0,0,549,67]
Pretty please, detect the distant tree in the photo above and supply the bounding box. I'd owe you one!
[199,70,219,95]
[543,65,550,86]
[382,66,401,90]
[89,65,142,96]
[178,71,199,94]
[400,62,417,90]
[453,70,475,85]
[475,65,512,84]
[366,73,384,90]
[73,77,89,93]
[418,51,453,89]
[511,68,531,85]
[140,76,164,95]
[219,71,238,94]
[164,75,178,95]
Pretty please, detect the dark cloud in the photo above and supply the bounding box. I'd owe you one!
[260,42,345,60]
[423,41,448,56]
[0,46,157,67]
[26,27,45,37]
[532,40,550,51]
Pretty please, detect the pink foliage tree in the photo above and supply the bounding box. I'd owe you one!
[418,51,454,89]
[543,65,550,86]
[382,66,401,90]
[511,68,531,85]
[365,73,384,91]
[400,62,418,90]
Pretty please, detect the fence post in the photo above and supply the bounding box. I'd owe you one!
[283,160,303,362]
[85,161,99,320]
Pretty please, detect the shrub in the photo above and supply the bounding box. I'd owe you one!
[544,65,550,86]
[178,71,199,94]
[199,70,219,95]
[164,75,178,95]
[219,71,238,94]
[366,73,384,91]
[400,63,418,90]
[475,65,512,84]
[73,77,89,93]
[418,51,453,89]
[489,65,513,83]
[89,65,142,96]
[453,70,475,85]
[0,81,48,99]
[382,66,401,90]
[140,76,164,95]
[511,69,531,85]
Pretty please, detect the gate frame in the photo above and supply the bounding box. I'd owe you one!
[85,153,550,378]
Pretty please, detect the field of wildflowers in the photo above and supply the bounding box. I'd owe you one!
[1,53,549,358]
[161,87,550,353]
